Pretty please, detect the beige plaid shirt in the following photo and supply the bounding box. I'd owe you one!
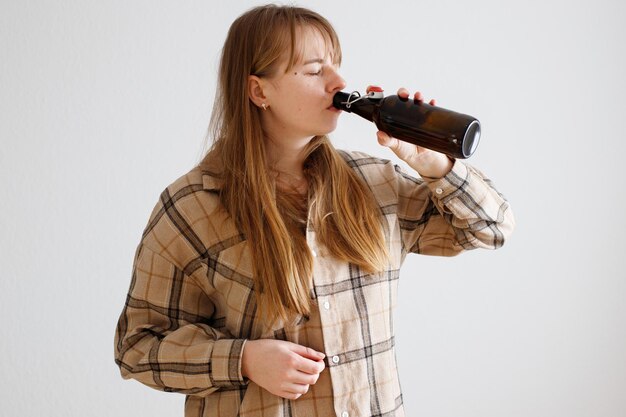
[114,150,514,417]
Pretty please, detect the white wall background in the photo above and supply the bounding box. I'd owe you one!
[1,0,625,416]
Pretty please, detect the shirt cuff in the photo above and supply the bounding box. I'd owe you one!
[209,338,249,388]
[425,159,469,200]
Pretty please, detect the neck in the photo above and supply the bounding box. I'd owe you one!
[264,134,313,177]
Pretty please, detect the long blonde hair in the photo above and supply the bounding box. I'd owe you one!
[202,4,388,324]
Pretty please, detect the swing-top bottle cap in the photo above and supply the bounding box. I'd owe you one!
[366,85,384,99]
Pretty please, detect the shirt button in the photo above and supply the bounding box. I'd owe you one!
[332,355,340,364]
[323,301,330,310]
[341,412,349,417]
[435,187,443,195]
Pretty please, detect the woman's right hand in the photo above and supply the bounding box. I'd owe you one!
[241,339,326,400]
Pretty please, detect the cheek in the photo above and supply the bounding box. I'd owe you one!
[279,81,321,114]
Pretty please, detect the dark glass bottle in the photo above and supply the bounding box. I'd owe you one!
[333,87,481,159]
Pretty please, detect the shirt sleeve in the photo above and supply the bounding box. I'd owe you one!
[396,159,515,256]
[114,243,248,396]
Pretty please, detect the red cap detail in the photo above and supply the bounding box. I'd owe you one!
[366,85,384,93]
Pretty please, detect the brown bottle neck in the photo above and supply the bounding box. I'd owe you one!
[332,91,378,122]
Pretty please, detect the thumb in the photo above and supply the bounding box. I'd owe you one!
[290,343,325,361]
[377,130,401,153]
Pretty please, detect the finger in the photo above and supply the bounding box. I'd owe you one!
[429,98,436,106]
[284,392,303,400]
[282,382,310,396]
[295,357,325,375]
[413,91,424,102]
[290,344,325,361]
[291,369,321,385]
[278,390,303,401]
[397,87,410,99]
[377,130,389,145]
[377,130,400,150]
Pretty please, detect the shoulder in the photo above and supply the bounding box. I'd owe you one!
[150,165,222,219]
[138,166,238,272]
[336,149,420,185]
[336,149,391,169]
[158,166,218,202]
[336,149,395,182]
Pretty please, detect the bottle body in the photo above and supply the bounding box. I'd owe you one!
[333,91,481,159]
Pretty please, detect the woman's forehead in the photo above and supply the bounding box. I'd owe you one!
[289,26,338,67]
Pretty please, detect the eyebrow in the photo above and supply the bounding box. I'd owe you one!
[302,58,324,65]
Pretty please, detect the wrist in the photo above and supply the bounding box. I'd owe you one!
[241,339,255,378]
[414,155,454,180]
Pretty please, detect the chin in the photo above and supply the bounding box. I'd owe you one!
[320,121,339,136]
[315,128,336,137]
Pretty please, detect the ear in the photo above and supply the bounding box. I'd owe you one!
[248,75,268,108]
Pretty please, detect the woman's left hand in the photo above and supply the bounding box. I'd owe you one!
[376,88,453,179]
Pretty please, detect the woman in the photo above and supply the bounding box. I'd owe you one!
[114,4,514,417]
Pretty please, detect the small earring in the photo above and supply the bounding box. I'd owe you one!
[262,103,268,110]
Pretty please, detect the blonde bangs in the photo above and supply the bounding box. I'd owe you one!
[250,10,342,78]
[283,22,343,72]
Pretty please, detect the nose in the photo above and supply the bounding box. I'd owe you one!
[327,67,346,93]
